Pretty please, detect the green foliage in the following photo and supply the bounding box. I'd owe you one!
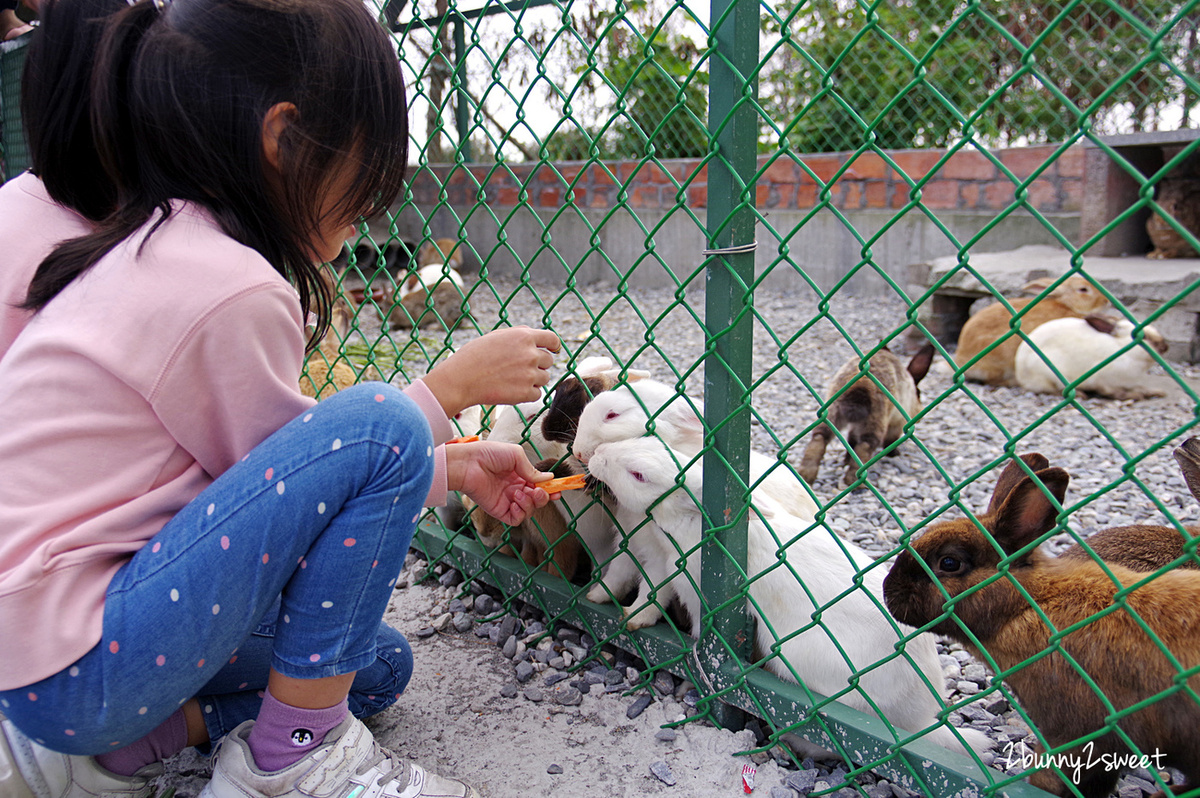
[760,0,1199,153]
[537,1,709,161]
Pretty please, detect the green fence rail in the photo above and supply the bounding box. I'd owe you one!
[311,1,1200,796]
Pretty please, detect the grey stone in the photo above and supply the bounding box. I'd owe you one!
[866,782,893,798]
[448,598,467,614]
[515,661,535,683]
[501,635,517,659]
[499,683,518,699]
[546,764,563,775]
[984,696,1011,714]
[474,622,492,639]
[437,568,460,587]
[523,688,544,703]
[770,788,795,798]
[955,680,980,695]
[649,761,676,786]
[415,626,436,639]
[549,656,567,670]
[655,729,677,742]
[545,672,571,687]
[554,687,583,706]
[1123,776,1157,794]
[604,669,624,686]
[525,621,546,636]
[452,612,473,633]
[653,671,675,696]
[786,770,818,793]
[432,613,452,631]
[487,626,502,645]
[474,594,495,615]
[556,627,583,645]
[683,688,700,707]
[626,694,653,719]
[497,615,520,644]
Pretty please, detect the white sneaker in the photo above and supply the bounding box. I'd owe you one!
[199,717,479,798]
[0,719,163,798]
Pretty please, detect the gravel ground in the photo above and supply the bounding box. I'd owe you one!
[159,274,1198,797]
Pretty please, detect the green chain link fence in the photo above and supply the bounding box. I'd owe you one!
[0,0,1194,794]
[202,0,1200,794]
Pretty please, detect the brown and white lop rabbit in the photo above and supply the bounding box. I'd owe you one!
[883,454,1200,797]
[953,275,1109,386]
[462,357,630,580]
[799,344,934,486]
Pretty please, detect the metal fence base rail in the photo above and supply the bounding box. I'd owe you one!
[410,519,1056,798]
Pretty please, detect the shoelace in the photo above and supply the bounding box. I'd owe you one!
[354,743,411,790]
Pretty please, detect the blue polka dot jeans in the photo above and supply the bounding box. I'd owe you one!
[0,383,433,754]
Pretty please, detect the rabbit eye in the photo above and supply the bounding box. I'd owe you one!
[605,411,620,421]
[630,470,647,483]
[938,556,963,574]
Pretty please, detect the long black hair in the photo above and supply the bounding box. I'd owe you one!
[23,0,409,351]
[21,0,128,221]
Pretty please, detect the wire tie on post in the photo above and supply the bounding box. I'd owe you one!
[702,241,758,257]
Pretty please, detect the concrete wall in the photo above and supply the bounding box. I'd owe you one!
[390,144,1083,298]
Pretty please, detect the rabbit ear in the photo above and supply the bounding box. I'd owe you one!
[575,357,615,378]
[1174,438,1200,507]
[1084,314,1116,335]
[1023,277,1054,294]
[907,343,935,385]
[990,467,1070,555]
[657,398,705,444]
[987,454,1052,514]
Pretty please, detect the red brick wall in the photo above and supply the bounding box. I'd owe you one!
[406,144,1083,215]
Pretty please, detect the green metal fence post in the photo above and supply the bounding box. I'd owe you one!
[699,0,760,730]
[452,13,472,164]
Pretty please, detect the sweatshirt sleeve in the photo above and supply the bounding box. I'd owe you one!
[149,282,315,479]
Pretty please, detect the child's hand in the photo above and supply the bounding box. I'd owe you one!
[422,327,560,418]
[445,440,556,526]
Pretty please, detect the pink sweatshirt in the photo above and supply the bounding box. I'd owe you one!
[0,172,92,358]
[0,199,450,689]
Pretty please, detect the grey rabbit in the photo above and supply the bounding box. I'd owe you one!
[799,343,934,486]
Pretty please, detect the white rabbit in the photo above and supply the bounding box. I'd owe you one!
[466,357,635,577]
[1015,315,1169,400]
[487,355,644,461]
[487,397,567,463]
[586,436,990,758]
[572,379,818,518]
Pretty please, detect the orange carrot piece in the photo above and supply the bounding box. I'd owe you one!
[446,435,480,444]
[536,474,588,493]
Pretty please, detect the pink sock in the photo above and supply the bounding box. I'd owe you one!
[246,688,348,773]
[94,709,188,777]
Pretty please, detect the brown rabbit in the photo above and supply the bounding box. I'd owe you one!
[883,454,1200,797]
[1060,438,1200,571]
[1146,178,1200,259]
[462,457,584,581]
[954,275,1109,386]
[301,265,367,398]
[799,343,935,486]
